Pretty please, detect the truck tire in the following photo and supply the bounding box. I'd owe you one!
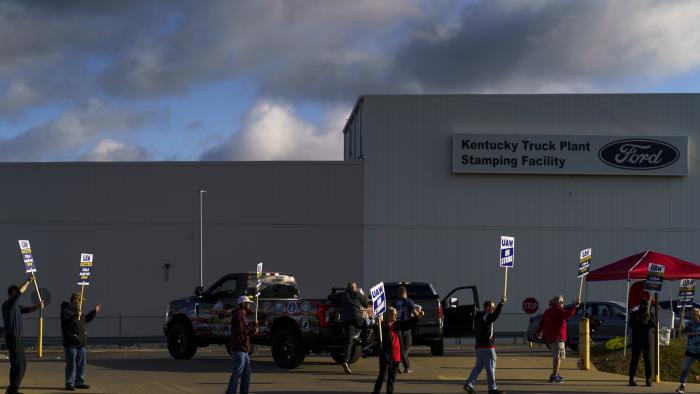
[330,343,362,364]
[167,321,197,359]
[271,328,306,369]
[430,339,445,356]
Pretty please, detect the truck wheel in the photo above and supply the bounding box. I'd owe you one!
[330,343,362,364]
[167,321,197,359]
[430,339,445,356]
[271,328,306,369]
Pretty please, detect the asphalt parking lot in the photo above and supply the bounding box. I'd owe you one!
[0,344,689,393]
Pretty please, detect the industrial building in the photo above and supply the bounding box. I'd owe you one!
[1,94,699,338]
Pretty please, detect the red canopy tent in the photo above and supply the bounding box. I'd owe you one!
[586,250,700,358]
[587,250,700,281]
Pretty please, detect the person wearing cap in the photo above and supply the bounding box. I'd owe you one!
[60,293,101,391]
[628,298,654,387]
[226,295,258,394]
[676,308,700,394]
[2,276,42,394]
[536,295,580,384]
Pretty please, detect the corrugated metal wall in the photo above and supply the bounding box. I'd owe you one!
[0,162,363,337]
[355,94,700,330]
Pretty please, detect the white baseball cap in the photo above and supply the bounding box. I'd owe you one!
[237,295,253,305]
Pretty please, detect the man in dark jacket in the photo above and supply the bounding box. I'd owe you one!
[328,281,369,374]
[628,298,655,387]
[464,297,506,394]
[60,293,101,391]
[2,276,42,394]
[392,286,423,374]
[226,295,258,394]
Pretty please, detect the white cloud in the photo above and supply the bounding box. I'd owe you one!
[201,101,345,161]
[80,139,148,161]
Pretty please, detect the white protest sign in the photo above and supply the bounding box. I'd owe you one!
[255,262,263,297]
[77,253,94,286]
[500,236,515,267]
[370,282,386,317]
[578,248,592,278]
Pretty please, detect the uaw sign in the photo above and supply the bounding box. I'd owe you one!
[18,240,37,273]
[452,134,687,175]
[370,282,386,318]
[77,253,93,286]
[644,263,665,293]
[679,279,696,308]
[500,236,515,268]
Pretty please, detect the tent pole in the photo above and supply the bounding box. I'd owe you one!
[624,278,630,358]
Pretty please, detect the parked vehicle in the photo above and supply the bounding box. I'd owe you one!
[164,272,371,369]
[657,300,700,328]
[384,282,480,355]
[525,301,624,348]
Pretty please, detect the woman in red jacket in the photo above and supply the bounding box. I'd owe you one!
[536,295,580,384]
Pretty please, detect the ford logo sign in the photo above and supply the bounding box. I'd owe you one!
[598,139,680,170]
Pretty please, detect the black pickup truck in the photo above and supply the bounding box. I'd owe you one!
[384,282,480,355]
[164,272,371,369]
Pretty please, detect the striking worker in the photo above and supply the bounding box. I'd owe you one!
[2,276,42,394]
[372,307,402,394]
[60,293,101,391]
[392,286,424,374]
[676,308,700,394]
[464,297,506,394]
[536,295,580,384]
[328,281,370,374]
[226,295,258,394]
[628,298,654,387]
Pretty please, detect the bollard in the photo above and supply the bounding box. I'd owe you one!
[579,318,590,370]
[528,341,533,348]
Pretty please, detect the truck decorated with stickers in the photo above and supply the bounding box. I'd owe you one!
[164,272,372,369]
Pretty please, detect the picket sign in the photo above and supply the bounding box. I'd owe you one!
[578,248,592,300]
[255,262,263,322]
[76,253,94,318]
[500,236,515,298]
[679,279,696,331]
[370,282,386,345]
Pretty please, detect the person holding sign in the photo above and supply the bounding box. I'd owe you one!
[676,308,700,394]
[628,298,654,387]
[328,281,370,375]
[60,293,101,391]
[227,295,258,394]
[463,297,506,394]
[372,307,402,394]
[2,276,42,394]
[536,295,580,384]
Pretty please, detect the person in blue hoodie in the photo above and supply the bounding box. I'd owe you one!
[677,308,700,394]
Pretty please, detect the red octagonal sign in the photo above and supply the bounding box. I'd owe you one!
[522,297,539,314]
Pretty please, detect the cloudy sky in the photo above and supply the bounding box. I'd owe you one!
[1,0,700,162]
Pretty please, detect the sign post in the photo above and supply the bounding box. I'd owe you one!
[645,263,665,383]
[500,236,515,298]
[577,248,592,370]
[255,262,263,323]
[678,279,696,333]
[18,240,43,357]
[76,253,94,319]
[370,282,387,345]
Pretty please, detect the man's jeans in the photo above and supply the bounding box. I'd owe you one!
[680,356,700,383]
[226,351,251,394]
[466,348,497,390]
[64,347,86,386]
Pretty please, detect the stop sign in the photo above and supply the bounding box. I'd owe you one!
[522,297,539,314]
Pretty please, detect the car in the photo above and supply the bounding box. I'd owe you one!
[384,282,480,356]
[164,272,371,369]
[525,301,626,348]
[657,300,700,328]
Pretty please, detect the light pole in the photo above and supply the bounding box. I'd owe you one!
[199,190,207,287]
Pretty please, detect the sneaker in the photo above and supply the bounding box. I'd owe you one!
[74,383,90,389]
[628,378,637,386]
[341,362,352,375]
[676,384,685,394]
[64,385,75,391]
[645,378,652,387]
[463,384,476,394]
[549,375,564,383]
[405,368,414,374]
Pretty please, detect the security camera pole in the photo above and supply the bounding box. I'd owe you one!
[18,240,44,357]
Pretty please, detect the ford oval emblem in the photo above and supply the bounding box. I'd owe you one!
[598,139,679,170]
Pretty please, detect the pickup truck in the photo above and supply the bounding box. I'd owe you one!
[384,282,480,355]
[164,272,370,369]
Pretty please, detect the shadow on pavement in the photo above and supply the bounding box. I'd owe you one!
[87,358,338,374]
